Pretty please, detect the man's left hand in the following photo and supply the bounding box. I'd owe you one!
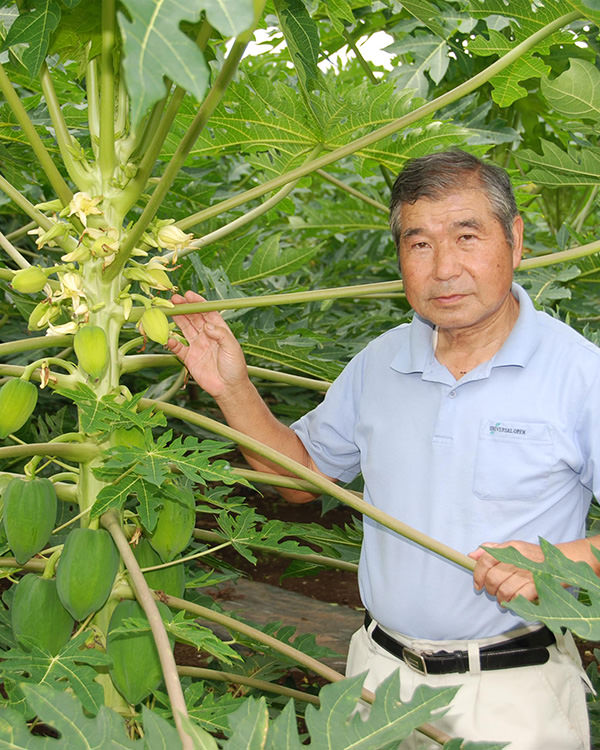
[469,541,544,604]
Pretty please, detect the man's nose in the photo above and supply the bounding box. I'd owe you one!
[432,242,461,280]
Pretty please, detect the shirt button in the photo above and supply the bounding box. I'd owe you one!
[449,390,456,398]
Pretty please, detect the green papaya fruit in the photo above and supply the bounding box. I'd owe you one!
[73,325,109,379]
[11,573,74,654]
[140,307,169,345]
[56,527,120,620]
[0,379,38,439]
[3,477,57,564]
[107,599,173,705]
[133,537,185,598]
[11,266,48,294]
[149,494,195,562]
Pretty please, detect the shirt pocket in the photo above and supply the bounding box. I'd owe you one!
[472,419,555,501]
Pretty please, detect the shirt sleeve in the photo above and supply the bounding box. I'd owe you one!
[290,349,365,483]
[574,356,600,498]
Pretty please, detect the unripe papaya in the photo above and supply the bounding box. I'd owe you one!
[148,495,195,561]
[74,325,109,379]
[56,528,120,620]
[11,266,48,294]
[133,537,185,598]
[140,307,169,345]
[11,574,74,654]
[3,477,57,564]
[0,379,38,439]
[107,599,173,705]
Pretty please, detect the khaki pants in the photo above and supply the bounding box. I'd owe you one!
[346,619,591,749]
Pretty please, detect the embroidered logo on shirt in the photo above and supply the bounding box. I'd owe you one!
[489,422,526,436]
[482,420,552,443]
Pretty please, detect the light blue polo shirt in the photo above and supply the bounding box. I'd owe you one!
[291,284,600,639]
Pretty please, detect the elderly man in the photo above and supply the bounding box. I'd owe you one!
[168,150,599,748]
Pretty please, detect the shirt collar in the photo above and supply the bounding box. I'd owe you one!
[390,282,540,375]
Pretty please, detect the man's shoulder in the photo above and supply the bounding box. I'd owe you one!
[537,309,600,361]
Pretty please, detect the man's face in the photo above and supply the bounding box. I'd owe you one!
[397,187,523,334]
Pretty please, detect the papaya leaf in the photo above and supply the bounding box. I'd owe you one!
[118,0,210,128]
[15,683,137,749]
[222,695,269,750]
[185,683,248,736]
[242,334,342,381]
[517,265,580,307]
[386,34,450,97]
[1,0,61,78]
[58,385,166,435]
[0,706,50,749]
[541,58,600,122]
[199,0,254,37]
[468,0,574,106]
[166,611,242,664]
[265,700,304,750]
[486,539,600,639]
[274,0,321,96]
[516,140,600,187]
[140,706,182,750]
[178,713,221,750]
[227,233,321,286]
[0,633,111,717]
[304,671,456,749]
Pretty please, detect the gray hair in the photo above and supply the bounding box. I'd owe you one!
[389,149,519,248]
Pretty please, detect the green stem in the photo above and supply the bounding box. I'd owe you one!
[0,442,99,462]
[0,64,72,206]
[0,335,72,358]
[99,0,116,190]
[140,540,233,573]
[0,363,76,391]
[573,186,599,233]
[0,557,45,573]
[171,145,324,261]
[228,466,339,493]
[193,527,358,572]
[342,29,378,83]
[0,230,31,269]
[100,510,193,750]
[316,169,388,213]
[518,238,600,271]
[107,33,253,277]
[141,398,475,573]
[176,665,321,705]
[39,62,92,190]
[159,591,450,746]
[121,356,331,391]
[128,279,405,322]
[176,10,582,231]
[6,220,36,242]
[21,356,78,380]
[86,55,100,159]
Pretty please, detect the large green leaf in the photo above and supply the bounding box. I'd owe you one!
[4,683,137,749]
[1,0,61,77]
[541,58,600,122]
[223,672,461,749]
[118,0,211,128]
[468,0,575,106]
[274,0,321,97]
[489,539,600,640]
[0,633,111,717]
[517,140,600,187]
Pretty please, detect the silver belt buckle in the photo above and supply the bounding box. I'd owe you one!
[403,647,428,674]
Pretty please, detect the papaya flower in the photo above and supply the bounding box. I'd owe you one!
[53,272,88,316]
[85,226,120,266]
[66,192,103,226]
[46,320,79,335]
[146,220,194,261]
[27,220,69,250]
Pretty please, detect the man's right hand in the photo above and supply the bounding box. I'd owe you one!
[167,290,248,399]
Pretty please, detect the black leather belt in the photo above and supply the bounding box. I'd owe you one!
[364,612,555,674]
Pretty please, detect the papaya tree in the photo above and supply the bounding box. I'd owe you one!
[1,0,600,747]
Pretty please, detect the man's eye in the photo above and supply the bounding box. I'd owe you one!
[459,234,475,241]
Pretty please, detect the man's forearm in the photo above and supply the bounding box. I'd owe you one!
[215,379,327,503]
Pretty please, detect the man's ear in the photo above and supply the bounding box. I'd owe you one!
[511,215,524,269]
